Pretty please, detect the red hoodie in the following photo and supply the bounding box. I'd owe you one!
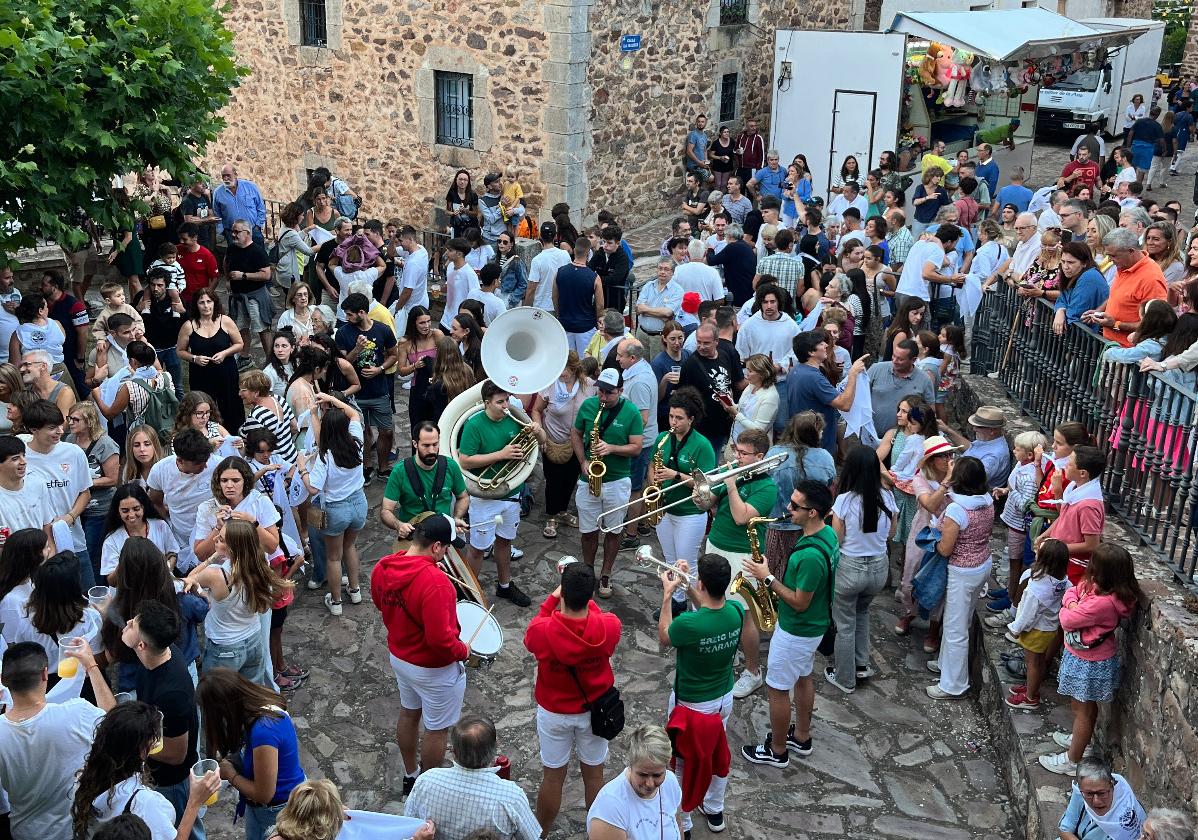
[1059,581,1133,662]
[371,551,468,668]
[523,593,622,714]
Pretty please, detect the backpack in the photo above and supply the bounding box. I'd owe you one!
[332,178,359,220]
[515,214,538,240]
[130,376,180,444]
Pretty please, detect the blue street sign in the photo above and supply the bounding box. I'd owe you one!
[620,34,642,52]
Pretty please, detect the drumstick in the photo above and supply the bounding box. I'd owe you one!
[466,604,496,647]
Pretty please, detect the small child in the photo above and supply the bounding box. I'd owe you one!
[580,354,600,384]
[267,529,309,691]
[90,282,144,342]
[1040,543,1143,775]
[1004,538,1069,711]
[146,243,186,305]
[915,330,943,410]
[887,402,939,551]
[500,165,525,224]
[937,325,967,420]
[991,430,1046,612]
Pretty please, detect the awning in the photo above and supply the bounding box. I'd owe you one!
[888,8,1153,63]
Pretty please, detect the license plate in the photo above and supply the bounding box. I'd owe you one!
[1063,122,1085,129]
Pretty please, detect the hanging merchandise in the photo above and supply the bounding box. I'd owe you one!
[970,62,993,93]
[944,50,973,107]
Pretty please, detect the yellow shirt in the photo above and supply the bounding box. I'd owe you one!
[370,302,400,373]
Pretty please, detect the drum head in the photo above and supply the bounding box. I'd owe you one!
[457,601,504,657]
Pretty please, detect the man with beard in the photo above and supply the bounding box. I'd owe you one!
[134,267,186,398]
[382,421,470,538]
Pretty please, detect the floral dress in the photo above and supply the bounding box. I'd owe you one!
[1020,259,1061,326]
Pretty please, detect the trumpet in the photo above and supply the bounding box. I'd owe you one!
[475,411,539,493]
[600,451,786,533]
[632,546,695,586]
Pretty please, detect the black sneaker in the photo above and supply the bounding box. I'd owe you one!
[495,581,532,607]
[637,523,652,536]
[670,598,689,619]
[786,724,813,756]
[741,738,789,767]
[698,807,725,833]
[684,832,691,840]
[620,535,641,550]
[363,466,375,484]
[401,774,417,797]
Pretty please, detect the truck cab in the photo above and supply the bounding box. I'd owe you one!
[1037,65,1115,135]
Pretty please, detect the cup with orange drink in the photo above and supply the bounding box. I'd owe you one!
[192,759,220,806]
[149,708,165,755]
[56,637,84,679]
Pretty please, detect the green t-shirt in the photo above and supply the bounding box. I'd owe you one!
[654,431,718,517]
[778,525,840,638]
[572,396,644,482]
[383,456,467,521]
[458,410,525,496]
[706,474,777,553]
[668,601,744,702]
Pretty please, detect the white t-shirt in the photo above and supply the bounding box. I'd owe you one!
[734,312,799,375]
[89,777,177,840]
[0,309,17,365]
[146,454,220,573]
[443,263,479,330]
[0,699,105,840]
[8,605,102,669]
[587,772,683,840]
[400,246,430,310]
[191,490,280,556]
[672,262,724,301]
[0,580,33,638]
[0,483,50,548]
[528,246,571,311]
[24,442,89,551]
[100,519,180,577]
[895,239,946,301]
[466,244,495,271]
[308,420,366,502]
[832,490,897,557]
[332,266,382,322]
[468,289,507,326]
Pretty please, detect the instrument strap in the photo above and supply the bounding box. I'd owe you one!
[666,430,691,471]
[597,398,622,438]
[403,455,448,513]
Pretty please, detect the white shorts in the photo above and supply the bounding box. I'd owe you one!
[389,653,466,730]
[468,497,520,550]
[536,705,609,768]
[575,477,632,534]
[765,626,822,689]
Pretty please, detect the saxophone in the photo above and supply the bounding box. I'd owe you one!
[587,406,606,496]
[728,515,785,632]
[642,435,670,526]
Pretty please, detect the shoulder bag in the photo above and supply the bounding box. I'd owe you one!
[305,456,328,531]
[567,666,624,740]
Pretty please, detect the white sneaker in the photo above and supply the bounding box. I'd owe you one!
[341,574,349,586]
[347,588,363,605]
[324,593,343,616]
[926,660,941,674]
[1052,731,1072,749]
[307,579,323,591]
[1039,751,1077,775]
[731,670,763,699]
[510,546,524,560]
[984,612,1010,629]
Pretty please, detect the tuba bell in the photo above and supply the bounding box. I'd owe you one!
[439,307,568,499]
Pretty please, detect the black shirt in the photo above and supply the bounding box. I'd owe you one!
[743,209,765,241]
[678,340,744,442]
[225,243,271,294]
[178,192,217,251]
[134,291,183,350]
[135,646,198,788]
[314,239,340,297]
[706,239,758,306]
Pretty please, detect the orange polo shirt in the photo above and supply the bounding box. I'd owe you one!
[1103,255,1167,347]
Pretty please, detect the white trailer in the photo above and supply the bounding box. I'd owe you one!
[1036,19,1163,136]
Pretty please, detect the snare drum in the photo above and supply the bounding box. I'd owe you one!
[457,601,504,667]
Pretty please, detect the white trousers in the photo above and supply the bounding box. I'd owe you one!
[667,691,732,829]
[937,559,992,695]
[656,513,707,566]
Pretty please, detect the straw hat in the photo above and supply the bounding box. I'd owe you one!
[920,435,961,465]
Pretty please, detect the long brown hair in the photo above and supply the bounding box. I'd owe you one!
[1084,544,1145,608]
[431,334,475,400]
[196,668,286,758]
[222,519,291,613]
[122,424,165,483]
[71,702,161,840]
[101,537,180,664]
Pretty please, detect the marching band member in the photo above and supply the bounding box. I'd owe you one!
[651,387,716,620]
[381,421,469,537]
[656,553,739,836]
[458,380,545,607]
[571,368,644,598]
[702,429,776,700]
[371,514,471,796]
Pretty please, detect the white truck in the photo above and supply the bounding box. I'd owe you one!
[1035,19,1164,137]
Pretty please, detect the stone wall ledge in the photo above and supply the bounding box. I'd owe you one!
[953,373,1198,839]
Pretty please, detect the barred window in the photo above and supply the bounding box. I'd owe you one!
[300,0,327,47]
[719,0,749,25]
[435,71,474,149]
[719,73,739,123]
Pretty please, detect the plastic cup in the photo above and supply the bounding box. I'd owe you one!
[148,709,165,755]
[556,555,579,575]
[57,638,82,679]
[192,758,220,806]
[88,586,114,611]
[670,365,681,376]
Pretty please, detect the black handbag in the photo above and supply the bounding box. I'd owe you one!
[568,667,625,741]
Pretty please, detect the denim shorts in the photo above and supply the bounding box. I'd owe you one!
[317,490,367,536]
[356,394,393,430]
[629,445,653,492]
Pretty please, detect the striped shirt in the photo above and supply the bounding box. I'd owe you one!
[240,400,298,464]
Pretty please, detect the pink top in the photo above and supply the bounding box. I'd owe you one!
[1059,581,1133,661]
[947,500,994,569]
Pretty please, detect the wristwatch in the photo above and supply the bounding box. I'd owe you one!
[763,574,775,588]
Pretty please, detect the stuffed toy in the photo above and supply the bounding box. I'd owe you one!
[935,44,954,88]
[333,232,380,272]
[918,45,941,87]
[944,50,972,107]
[970,63,992,94]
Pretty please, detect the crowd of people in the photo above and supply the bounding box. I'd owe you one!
[0,104,1195,840]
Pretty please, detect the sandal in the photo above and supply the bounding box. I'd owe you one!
[558,513,578,528]
[543,518,558,539]
[279,664,309,680]
[275,674,301,691]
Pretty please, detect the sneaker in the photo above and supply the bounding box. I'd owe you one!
[597,575,613,599]
[363,467,375,484]
[1005,689,1040,710]
[324,593,343,616]
[923,632,941,655]
[731,669,763,699]
[986,586,1008,599]
[926,660,941,674]
[697,807,725,833]
[1007,683,1027,696]
[307,578,325,591]
[495,581,532,607]
[926,684,965,700]
[341,574,349,586]
[893,615,913,636]
[1039,751,1078,775]
[740,739,789,767]
[347,587,363,605]
[986,596,1011,612]
[984,612,1012,628]
[856,665,876,681]
[823,666,855,694]
[1003,630,1020,644]
[785,724,813,756]
[637,523,652,537]
[401,774,418,797]
[510,546,524,560]
[620,535,642,550]
[1052,731,1073,749]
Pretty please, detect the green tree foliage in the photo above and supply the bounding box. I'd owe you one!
[0,0,246,260]
[1162,25,1186,66]
[1154,0,1191,67]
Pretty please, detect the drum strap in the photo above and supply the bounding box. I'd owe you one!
[403,456,449,514]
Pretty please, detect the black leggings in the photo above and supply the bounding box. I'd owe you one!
[543,454,581,517]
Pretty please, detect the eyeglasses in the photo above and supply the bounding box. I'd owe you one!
[1015,225,1036,231]
[733,448,757,457]
[788,501,817,513]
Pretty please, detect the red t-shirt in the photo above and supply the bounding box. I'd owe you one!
[176,246,218,300]
[1048,497,1105,584]
[1061,160,1100,195]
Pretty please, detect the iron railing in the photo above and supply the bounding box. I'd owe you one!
[719,73,739,124]
[972,283,1198,589]
[300,0,327,47]
[719,0,749,25]
[434,71,474,149]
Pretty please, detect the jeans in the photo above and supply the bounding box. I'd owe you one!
[244,801,287,840]
[81,512,106,583]
[937,559,992,695]
[307,523,327,585]
[832,553,889,690]
[157,347,185,398]
[316,491,367,536]
[157,776,207,840]
[74,548,96,591]
[201,632,265,685]
[929,295,962,332]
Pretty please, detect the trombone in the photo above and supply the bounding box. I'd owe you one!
[598,451,787,533]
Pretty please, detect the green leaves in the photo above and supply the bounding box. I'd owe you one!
[0,0,246,262]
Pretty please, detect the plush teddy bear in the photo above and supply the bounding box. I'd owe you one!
[918,44,942,87]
